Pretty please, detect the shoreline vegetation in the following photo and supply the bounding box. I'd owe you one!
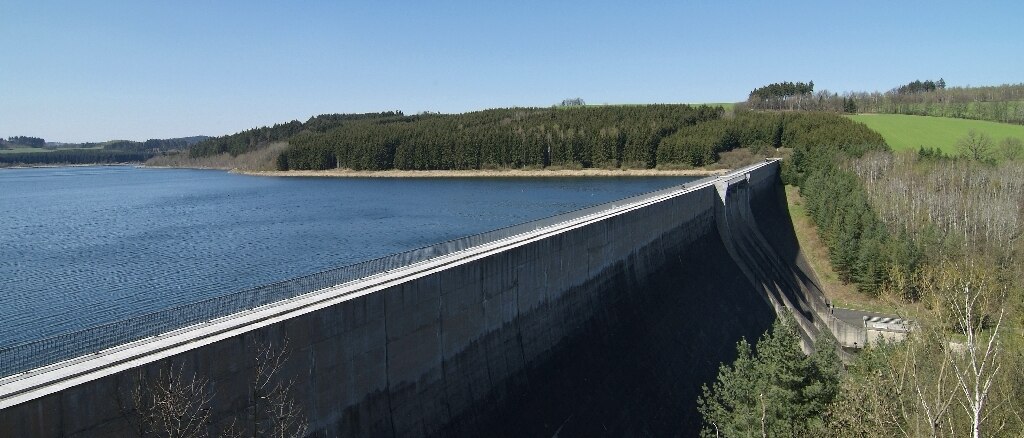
[235,167,728,178]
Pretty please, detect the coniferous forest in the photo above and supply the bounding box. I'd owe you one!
[0,149,153,166]
[185,105,883,172]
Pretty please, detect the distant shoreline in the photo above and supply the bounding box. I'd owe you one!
[0,163,136,170]
[236,168,729,178]
[2,164,729,178]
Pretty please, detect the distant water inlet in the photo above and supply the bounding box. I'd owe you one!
[0,166,695,349]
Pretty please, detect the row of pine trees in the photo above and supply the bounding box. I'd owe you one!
[188,105,885,172]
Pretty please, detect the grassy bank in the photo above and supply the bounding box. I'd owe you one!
[784,185,897,314]
[848,113,1024,153]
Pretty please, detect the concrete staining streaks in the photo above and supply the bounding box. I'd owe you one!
[0,161,833,437]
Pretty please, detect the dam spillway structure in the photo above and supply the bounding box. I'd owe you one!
[0,160,867,437]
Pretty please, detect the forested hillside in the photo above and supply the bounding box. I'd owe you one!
[659,111,883,167]
[0,136,209,166]
[851,82,1024,125]
[281,106,724,170]
[2,136,46,148]
[184,106,884,172]
[0,149,153,166]
[741,80,1024,125]
[99,136,209,152]
[187,112,403,158]
[701,88,1024,435]
[807,140,1023,438]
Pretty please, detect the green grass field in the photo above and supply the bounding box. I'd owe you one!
[848,114,1024,153]
[702,102,736,111]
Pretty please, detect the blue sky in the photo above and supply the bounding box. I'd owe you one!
[1,1,1021,142]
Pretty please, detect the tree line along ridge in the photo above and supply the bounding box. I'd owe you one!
[185,105,883,172]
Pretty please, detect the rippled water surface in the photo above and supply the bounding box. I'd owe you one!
[0,166,695,345]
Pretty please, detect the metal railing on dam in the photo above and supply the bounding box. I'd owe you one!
[0,175,716,380]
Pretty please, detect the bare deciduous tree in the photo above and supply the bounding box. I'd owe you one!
[123,337,308,438]
[850,151,1024,257]
[908,330,958,437]
[129,362,214,438]
[145,141,289,171]
[250,337,308,438]
[946,280,1005,438]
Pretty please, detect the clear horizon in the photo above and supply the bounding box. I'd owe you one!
[2,0,1021,143]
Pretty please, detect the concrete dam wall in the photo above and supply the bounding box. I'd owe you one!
[0,160,846,437]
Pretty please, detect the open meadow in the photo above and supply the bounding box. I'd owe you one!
[848,113,1024,154]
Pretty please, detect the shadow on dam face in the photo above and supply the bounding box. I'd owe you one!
[449,177,807,437]
[459,228,777,437]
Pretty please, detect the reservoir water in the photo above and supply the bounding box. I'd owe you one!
[0,166,696,346]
